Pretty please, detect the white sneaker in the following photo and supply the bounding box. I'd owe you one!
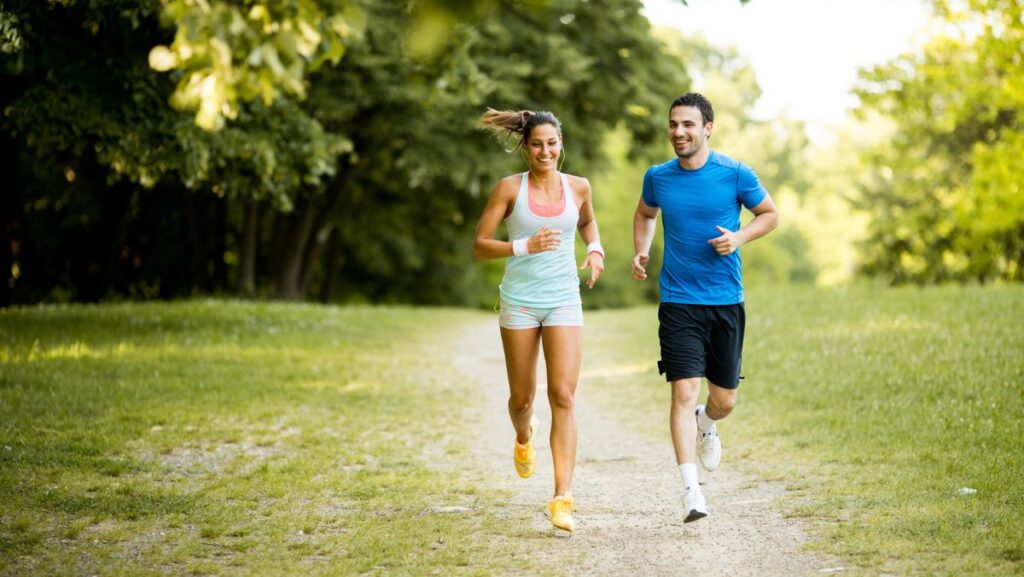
[682,489,708,523]
[696,426,721,471]
[695,406,722,471]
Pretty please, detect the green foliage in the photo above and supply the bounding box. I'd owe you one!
[0,0,355,301]
[262,0,693,305]
[741,226,818,286]
[582,127,664,309]
[854,0,1023,283]
[0,5,22,53]
[150,0,365,130]
[175,99,350,209]
[1,0,347,204]
[0,0,712,305]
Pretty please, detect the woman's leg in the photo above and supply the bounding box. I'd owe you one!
[500,327,542,444]
[540,326,582,496]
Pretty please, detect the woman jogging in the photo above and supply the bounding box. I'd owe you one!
[472,108,605,533]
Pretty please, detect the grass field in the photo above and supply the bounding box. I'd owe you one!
[1,285,1022,576]
[582,284,1024,577]
[0,302,534,576]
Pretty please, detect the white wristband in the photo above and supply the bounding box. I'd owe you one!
[586,242,605,258]
[512,238,530,257]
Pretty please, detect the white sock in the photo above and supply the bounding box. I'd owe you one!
[678,463,700,492]
[696,405,716,434]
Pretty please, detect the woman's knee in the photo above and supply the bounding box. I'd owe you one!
[508,393,534,413]
[547,385,575,411]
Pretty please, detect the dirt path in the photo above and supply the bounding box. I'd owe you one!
[454,319,840,577]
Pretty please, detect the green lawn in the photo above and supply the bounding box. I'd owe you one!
[0,302,528,576]
[582,284,1024,577]
[2,286,1022,576]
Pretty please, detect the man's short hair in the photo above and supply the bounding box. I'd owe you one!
[670,93,714,125]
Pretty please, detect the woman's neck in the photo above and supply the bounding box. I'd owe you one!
[528,169,561,204]
[529,168,559,187]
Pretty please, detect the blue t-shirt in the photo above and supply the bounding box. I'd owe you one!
[641,151,767,305]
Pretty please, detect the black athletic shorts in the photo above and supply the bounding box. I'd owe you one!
[657,302,745,388]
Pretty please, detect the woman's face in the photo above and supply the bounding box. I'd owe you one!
[525,123,561,172]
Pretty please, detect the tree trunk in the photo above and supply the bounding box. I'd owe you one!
[319,228,342,304]
[239,200,259,296]
[0,221,21,307]
[267,209,288,282]
[275,195,319,300]
[298,225,328,298]
[184,192,209,293]
[212,198,228,290]
[298,182,345,296]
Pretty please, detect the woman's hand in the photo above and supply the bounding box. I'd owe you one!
[528,226,562,253]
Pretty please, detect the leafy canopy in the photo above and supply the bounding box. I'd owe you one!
[854,0,1023,283]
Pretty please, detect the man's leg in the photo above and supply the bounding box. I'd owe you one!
[697,303,745,471]
[704,382,737,420]
[671,377,707,522]
[695,382,735,471]
[697,381,737,433]
[670,377,702,466]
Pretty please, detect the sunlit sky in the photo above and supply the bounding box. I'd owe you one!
[642,0,931,138]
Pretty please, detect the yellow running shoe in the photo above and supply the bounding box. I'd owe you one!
[544,494,576,532]
[514,417,539,478]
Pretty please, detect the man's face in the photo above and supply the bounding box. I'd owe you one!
[668,105,711,159]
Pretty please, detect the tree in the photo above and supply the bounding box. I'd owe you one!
[298,0,691,305]
[1,0,692,304]
[0,0,350,301]
[854,0,1023,283]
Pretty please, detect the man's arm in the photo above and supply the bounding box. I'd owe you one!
[738,194,779,244]
[632,199,659,280]
[708,194,778,256]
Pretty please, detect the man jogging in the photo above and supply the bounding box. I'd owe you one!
[632,92,779,523]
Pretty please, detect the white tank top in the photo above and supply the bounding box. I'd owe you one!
[499,172,581,307]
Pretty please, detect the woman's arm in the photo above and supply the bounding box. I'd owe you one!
[572,176,604,288]
[473,179,517,260]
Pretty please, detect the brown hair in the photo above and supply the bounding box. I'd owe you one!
[671,93,715,125]
[479,108,562,152]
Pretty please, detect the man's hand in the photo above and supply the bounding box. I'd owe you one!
[708,226,740,255]
[632,253,650,280]
[579,253,605,289]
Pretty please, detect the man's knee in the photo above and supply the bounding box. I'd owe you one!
[671,378,702,407]
[708,388,738,415]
